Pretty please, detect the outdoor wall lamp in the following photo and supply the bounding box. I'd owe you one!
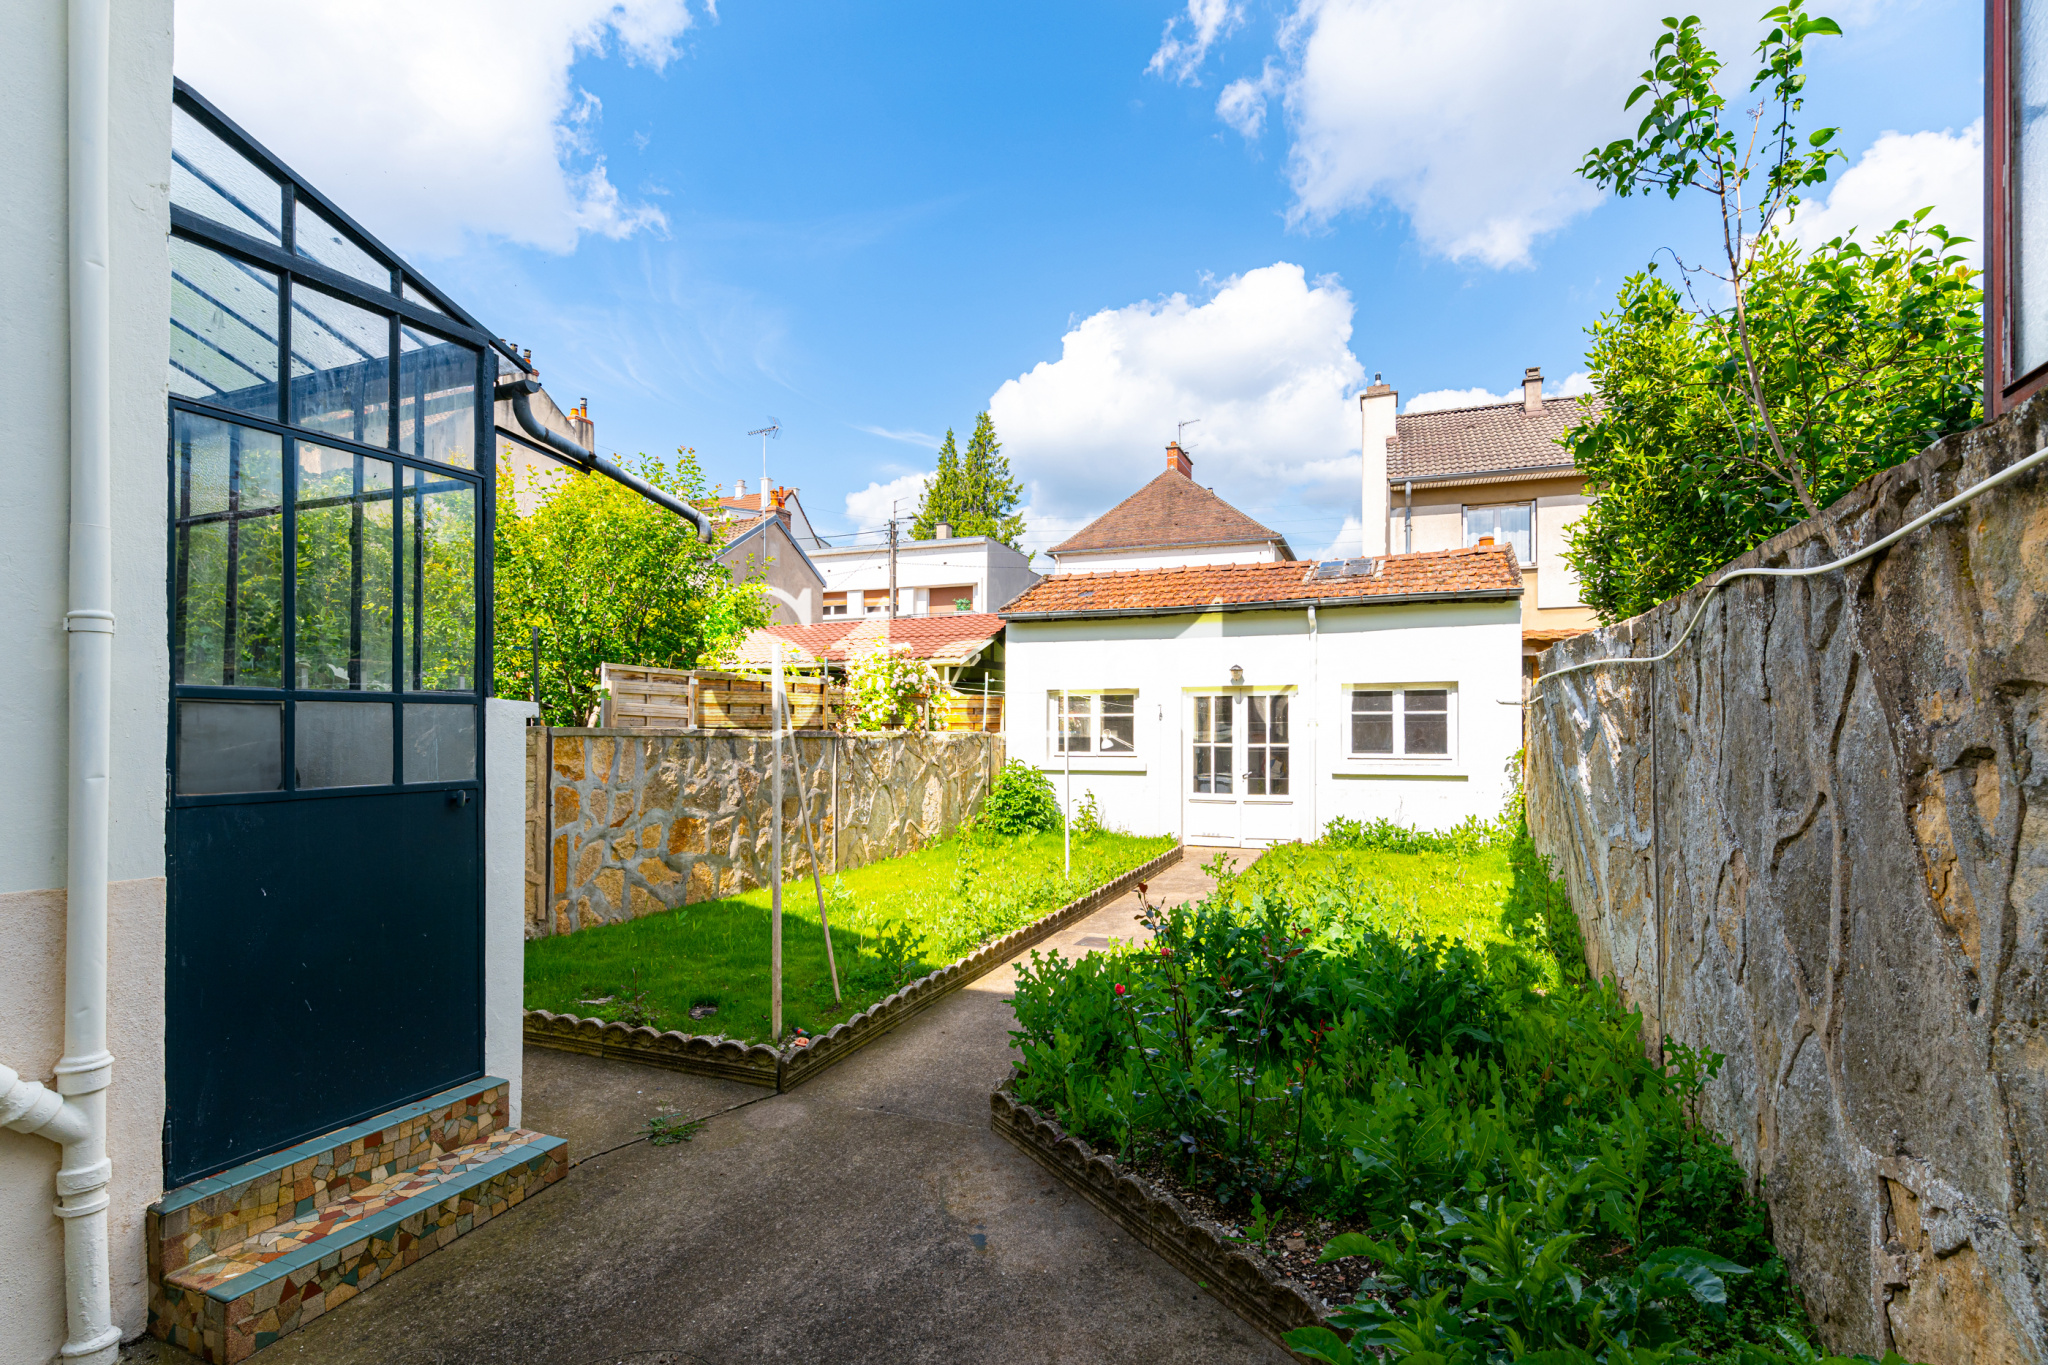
[1230,665,1244,685]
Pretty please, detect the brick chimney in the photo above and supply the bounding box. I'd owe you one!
[1166,442,1193,477]
[1523,366,1544,415]
[1360,375,1397,557]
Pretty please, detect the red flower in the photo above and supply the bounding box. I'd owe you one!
[1114,983,1127,996]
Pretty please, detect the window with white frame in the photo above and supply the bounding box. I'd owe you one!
[1048,691,1137,755]
[1349,686,1453,758]
[1463,502,1533,564]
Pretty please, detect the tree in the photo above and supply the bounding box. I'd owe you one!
[493,448,770,724]
[911,412,1026,548]
[1564,3,1981,621]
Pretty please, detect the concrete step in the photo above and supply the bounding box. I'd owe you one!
[146,1077,567,1363]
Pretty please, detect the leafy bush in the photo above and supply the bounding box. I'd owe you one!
[977,759,1062,836]
[1323,813,1509,857]
[1009,849,1823,1362]
[843,644,943,731]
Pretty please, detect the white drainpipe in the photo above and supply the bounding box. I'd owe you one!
[0,0,121,1360]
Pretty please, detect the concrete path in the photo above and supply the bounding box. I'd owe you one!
[123,847,1285,1365]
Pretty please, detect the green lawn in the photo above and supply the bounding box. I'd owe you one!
[526,830,1174,1043]
[1217,841,1564,987]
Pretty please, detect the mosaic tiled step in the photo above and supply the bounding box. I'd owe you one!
[147,1077,569,1363]
[153,1129,565,1363]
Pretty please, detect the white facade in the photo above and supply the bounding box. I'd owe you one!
[811,535,1040,617]
[1051,541,1288,575]
[1004,599,1524,847]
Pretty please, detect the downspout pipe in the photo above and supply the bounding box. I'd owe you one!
[0,0,124,1360]
[494,378,714,542]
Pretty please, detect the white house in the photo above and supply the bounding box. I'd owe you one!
[1046,442,1294,573]
[811,532,1040,618]
[1000,550,1525,847]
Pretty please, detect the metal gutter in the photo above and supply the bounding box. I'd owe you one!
[495,379,712,540]
[1385,462,1579,492]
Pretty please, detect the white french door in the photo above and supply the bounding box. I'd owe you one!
[1182,691,1294,847]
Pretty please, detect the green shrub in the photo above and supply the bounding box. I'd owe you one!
[1009,853,1822,1361]
[1323,813,1509,857]
[977,758,1062,836]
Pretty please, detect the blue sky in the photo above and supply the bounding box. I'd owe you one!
[176,0,1984,559]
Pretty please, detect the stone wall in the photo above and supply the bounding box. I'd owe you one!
[1526,398,2048,1361]
[524,729,1004,939]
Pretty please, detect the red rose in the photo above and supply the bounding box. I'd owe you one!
[1114,983,1127,996]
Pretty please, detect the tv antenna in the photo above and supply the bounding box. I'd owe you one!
[748,418,781,513]
[1176,417,1202,449]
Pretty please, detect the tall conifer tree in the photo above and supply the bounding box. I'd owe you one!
[911,413,1026,549]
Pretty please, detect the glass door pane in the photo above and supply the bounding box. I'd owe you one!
[2020,0,2048,374]
[172,413,285,687]
[296,444,395,691]
[401,467,477,691]
[1193,694,1233,794]
[1247,694,1289,795]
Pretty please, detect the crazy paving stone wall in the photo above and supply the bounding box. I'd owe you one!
[526,729,1004,939]
[1526,395,2048,1362]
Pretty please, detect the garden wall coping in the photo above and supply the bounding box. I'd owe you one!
[524,842,1185,1092]
[989,1084,1330,1360]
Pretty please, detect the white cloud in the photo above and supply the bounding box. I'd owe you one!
[843,472,932,532]
[988,262,1364,545]
[1213,0,1779,267]
[1792,121,1983,262]
[1314,514,1364,560]
[1403,370,1591,414]
[1149,0,1244,84]
[855,425,944,450]
[173,0,703,258]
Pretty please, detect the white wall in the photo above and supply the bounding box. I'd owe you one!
[1052,542,1285,574]
[1004,599,1524,846]
[0,1,175,1358]
[483,701,537,1126]
[1536,493,1590,608]
[813,537,1038,614]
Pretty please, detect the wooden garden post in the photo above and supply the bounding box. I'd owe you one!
[771,642,786,1043]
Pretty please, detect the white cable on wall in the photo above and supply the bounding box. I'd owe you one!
[1536,443,2048,689]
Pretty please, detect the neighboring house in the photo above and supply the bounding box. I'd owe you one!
[3,50,606,1364]
[1361,368,1600,670]
[497,379,595,514]
[1047,443,1294,572]
[731,613,1007,689]
[711,479,830,552]
[710,491,827,627]
[1001,550,1524,847]
[810,532,1039,618]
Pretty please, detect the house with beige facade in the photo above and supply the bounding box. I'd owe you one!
[1361,367,1599,671]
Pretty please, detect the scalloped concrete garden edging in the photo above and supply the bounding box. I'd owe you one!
[524,842,1184,1092]
[990,1085,1331,1361]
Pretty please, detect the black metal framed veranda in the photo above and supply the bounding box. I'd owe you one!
[162,80,528,1184]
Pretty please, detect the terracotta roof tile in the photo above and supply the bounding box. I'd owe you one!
[1001,547,1521,619]
[1391,395,1599,481]
[1048,468,1288,556]
[1522,626,1593,647]
[730,613,1004,668]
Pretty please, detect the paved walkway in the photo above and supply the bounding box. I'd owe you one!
[123,847,1283,1365]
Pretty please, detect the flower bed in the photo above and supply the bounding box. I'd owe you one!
[1003,839,1863,1365]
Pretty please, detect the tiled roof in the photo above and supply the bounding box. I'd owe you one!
[1001,547,1521,619]
[1048,469,1287,556]
[1522,626,1593,647]
[1390,395,1598,482]
[729,613,1005,668]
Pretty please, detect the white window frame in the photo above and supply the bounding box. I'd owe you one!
[1047,689,1140,758]
[1346,684,1458,763]
[1462,500,1534,565]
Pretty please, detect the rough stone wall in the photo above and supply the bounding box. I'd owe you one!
[525,730,1003,939]
[1526,398,2048,1361]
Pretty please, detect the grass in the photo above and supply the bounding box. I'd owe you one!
[525,829,1173,1044]
[1226,840,1566,989]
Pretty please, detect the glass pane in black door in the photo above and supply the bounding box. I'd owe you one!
[172,413,284,687]
[400,467,477,691]
[296,445,394,691]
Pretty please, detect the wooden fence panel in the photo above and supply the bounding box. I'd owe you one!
[599,663,843,731]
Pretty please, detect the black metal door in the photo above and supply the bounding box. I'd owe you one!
[167,792,479,1178]
[163,84,501,1185]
